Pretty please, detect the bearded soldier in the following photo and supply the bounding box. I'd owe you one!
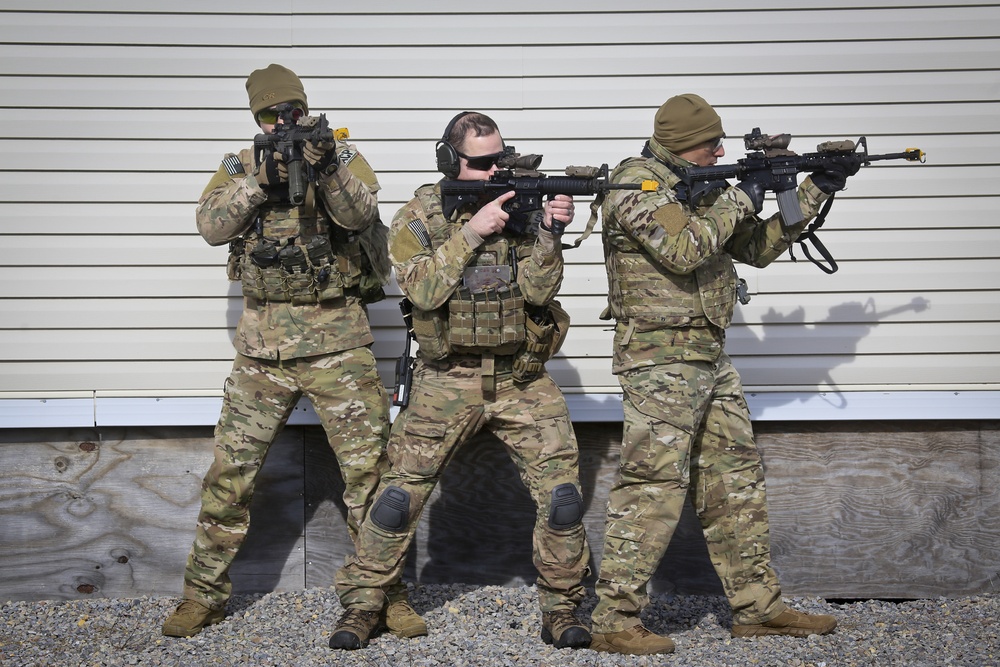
[162,64,422,640]
[590,94,857,655]
[328,112,591,651]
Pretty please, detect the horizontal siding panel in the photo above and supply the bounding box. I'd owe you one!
[4,321,994,363]
[2,260,994,298]
[732,353,1000,387]
[2,354,996,393]
[7,291,993,332]
[5,226,993,267]
[2,39,996,77]
[2,133,982,174]
[0,329,403,363]
[748,259,999,294]
[0,164,979,206]
[548,227,1000,266]
[3,104,994,142]
[7,71,997,111]
[5,7,996,46]
[3,196,995,240]
[9,1,983,13]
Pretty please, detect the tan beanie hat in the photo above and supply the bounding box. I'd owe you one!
[246,64,308,117]
[652,93,724,154]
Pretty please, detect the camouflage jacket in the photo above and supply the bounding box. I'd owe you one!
[389,182,564,361]
[196,138,381,361]
[602,137,830,372]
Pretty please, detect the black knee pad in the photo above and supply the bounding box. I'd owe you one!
[370,486,411,533]
[548,483,583,530]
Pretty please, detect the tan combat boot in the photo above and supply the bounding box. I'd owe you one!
[541,609,591,649]
[329,607,384,650]
[385,598,428,638]
[590,623,676,655]
[731,608,837,638]
[161,599,225,637]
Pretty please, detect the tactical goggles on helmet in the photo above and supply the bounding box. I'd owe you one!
[458,150,505,171]
[256,102,305,125]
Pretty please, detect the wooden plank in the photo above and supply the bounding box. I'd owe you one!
[2,419,996,601]
[0,426,305,601]
[754,420,1000,598]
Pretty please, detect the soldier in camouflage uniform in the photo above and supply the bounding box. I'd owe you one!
[328,112,591,651]
[589,94,856,655]
[162,64,424,639]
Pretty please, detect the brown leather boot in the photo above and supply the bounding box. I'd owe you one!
[541,609,591,649]
[385,598,428,638]
[589,624,675,655]
[732,608,837,638]
[329,607,384,650]
[162,599,225,638]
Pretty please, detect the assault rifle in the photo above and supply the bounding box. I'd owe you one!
[392,298,415,408]
[677,128,926,273]
[440,147,658,236]
[254,103,335,206]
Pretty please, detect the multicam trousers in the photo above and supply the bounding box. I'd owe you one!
[592,352,786,632]
[335,356,589,613]
[182,348,390,609]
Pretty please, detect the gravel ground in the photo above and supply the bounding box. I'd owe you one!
[2,585,998,667]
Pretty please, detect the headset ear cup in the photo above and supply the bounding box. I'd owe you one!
[436,139,460,179]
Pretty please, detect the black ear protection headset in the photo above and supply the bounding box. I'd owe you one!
[435,111,474,179]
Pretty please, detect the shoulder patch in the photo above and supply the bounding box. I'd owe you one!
[653,202,690,237]
[407,218,432,249]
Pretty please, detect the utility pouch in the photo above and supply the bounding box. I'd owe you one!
[226,238,245,281]
[448,283,525,350]
[306,235,344,301]
[512,309,556,382]
[241,239,282,300]
[411,306,451,360]
[279,244,318,304]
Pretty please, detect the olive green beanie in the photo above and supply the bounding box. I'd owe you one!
[652,93,724,154]
[246,64,308,117]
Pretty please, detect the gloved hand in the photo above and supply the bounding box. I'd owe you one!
[304,137,338,172]
[734,179,765,214]
[810,155,861,194]
[254,150,287,189]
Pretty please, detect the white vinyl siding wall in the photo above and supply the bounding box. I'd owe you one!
[1,1,998,425]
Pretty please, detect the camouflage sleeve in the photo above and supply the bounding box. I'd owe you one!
[388,197,478,311]
[316,145,380,232]
[515,226,563,307]
[195,152,268,247]
[604,163,757,275]
[726,176,831,268]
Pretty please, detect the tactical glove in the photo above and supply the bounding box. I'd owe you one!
[810,156,861,195]
[304,138,338,173]
[255,150,287,189]
[734,179,765,215]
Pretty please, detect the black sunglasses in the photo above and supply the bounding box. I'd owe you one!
[457,150,505,171]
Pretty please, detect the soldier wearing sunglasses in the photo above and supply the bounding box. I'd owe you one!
[162,64,423,641]
[329,112,591,652]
